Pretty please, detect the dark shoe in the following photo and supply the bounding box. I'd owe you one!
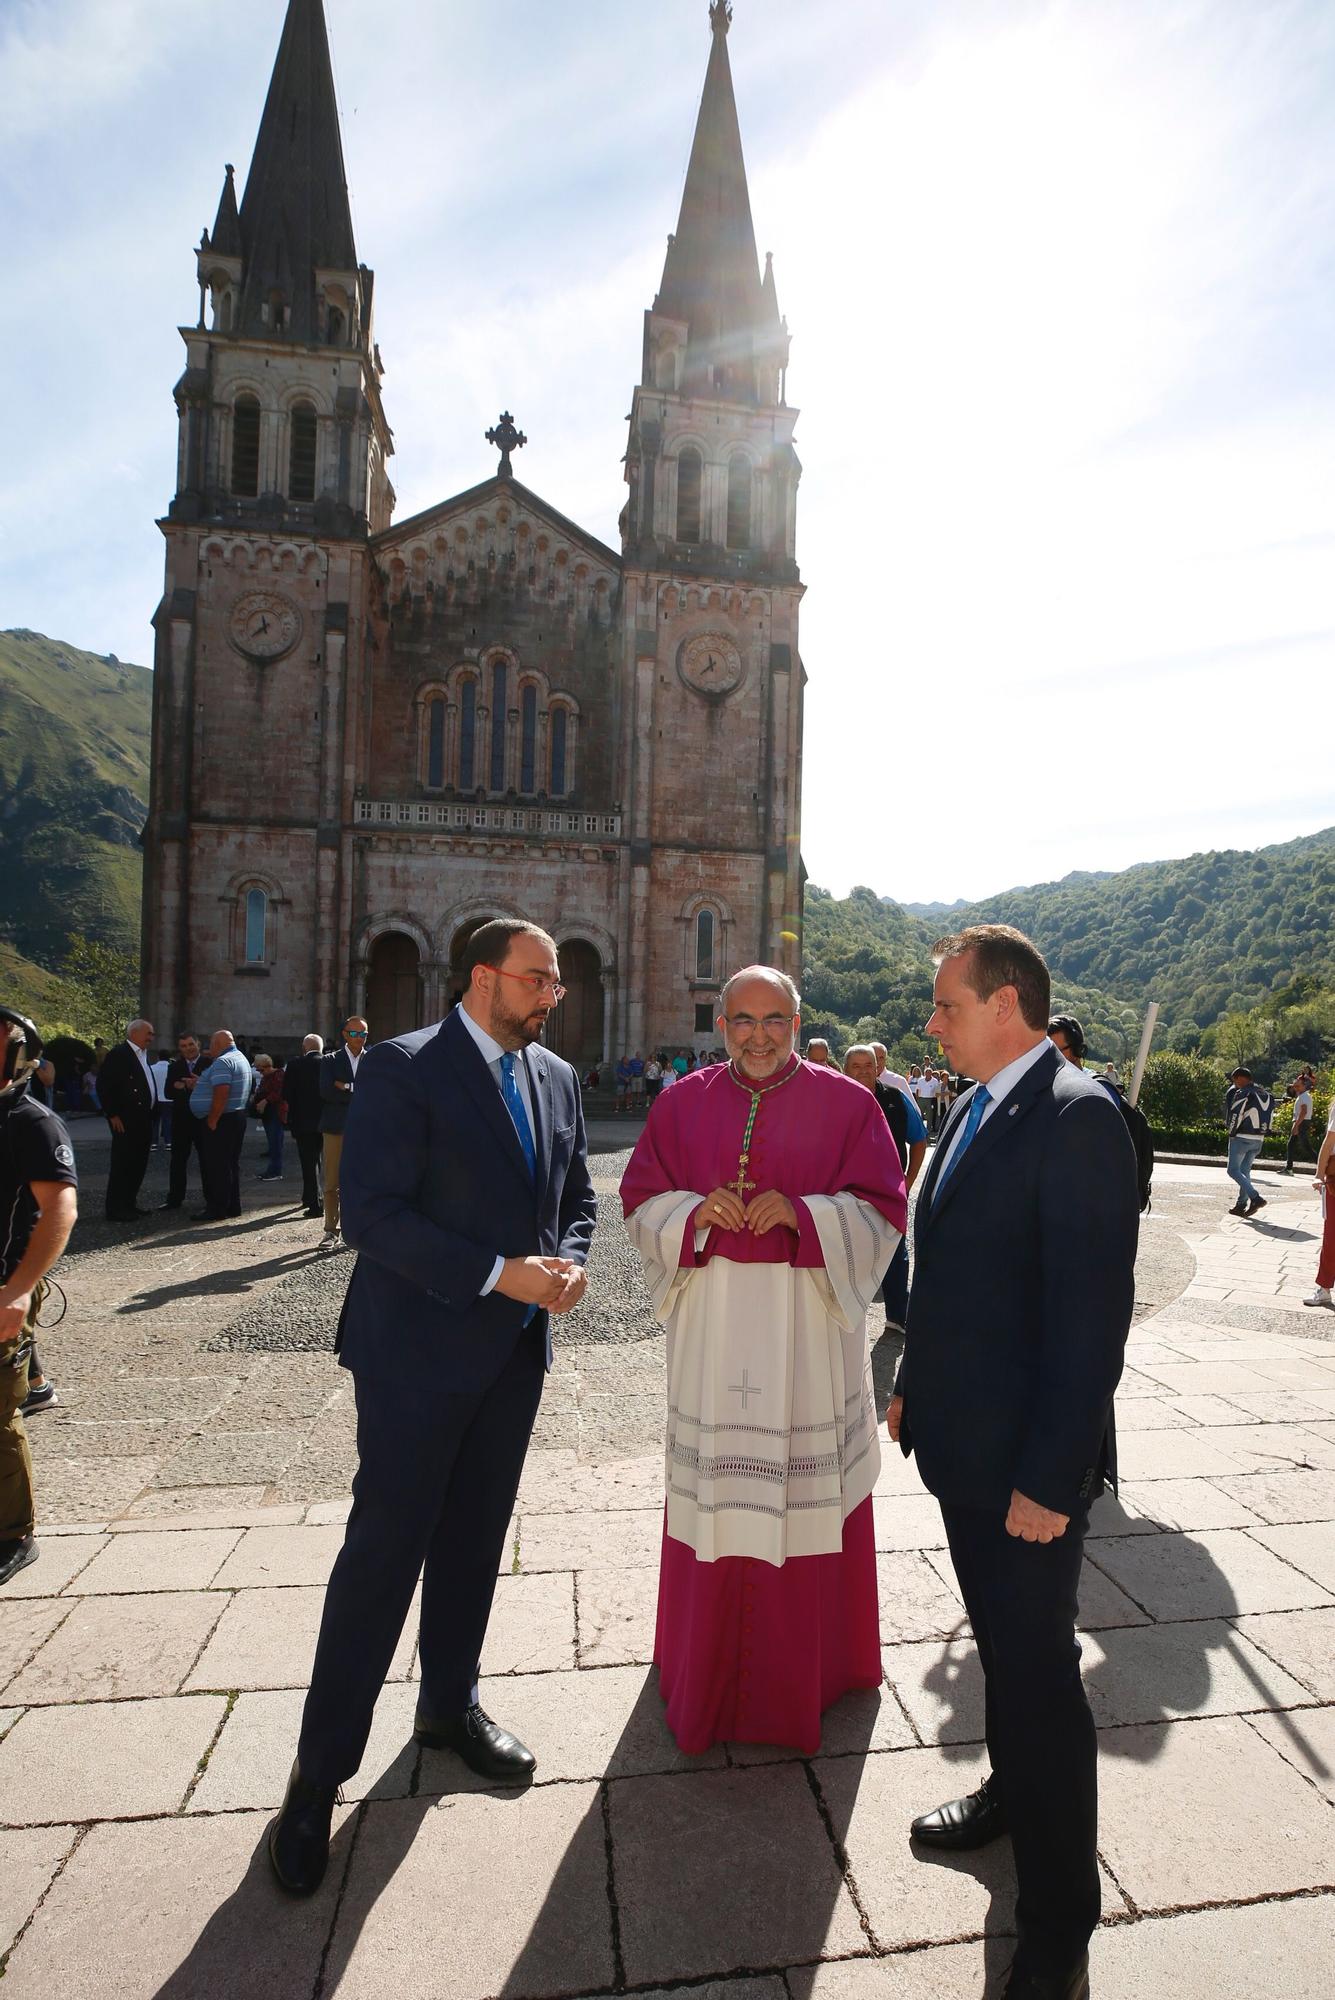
[256,1173,283,1182]
[0,1535,38,1587]
[1246,1194,1267,1213]
[191,1209,225,1222]
[414,1702,536,1782]
[1003,1951,1089,1999]
[1227,1201,1248,1216]
[159,1200,184,1211]
[910,1772,1008,1850]
[19,1381,57,1416]
[268,1761,340,1896]
[304,1205,323,1217]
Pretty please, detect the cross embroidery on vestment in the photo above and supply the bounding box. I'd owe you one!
[729,1368,763,1409]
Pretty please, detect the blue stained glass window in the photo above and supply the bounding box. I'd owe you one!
[550,707,567,796]
[521,685,537,793]
[245,888,267,962]
[459,679,476,788]
[696,909,714,979]
[490,663,508,790]
[427,697,445,787]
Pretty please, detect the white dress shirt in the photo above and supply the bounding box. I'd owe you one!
[456,1004,538,1295]
[933,1038,1051,1192]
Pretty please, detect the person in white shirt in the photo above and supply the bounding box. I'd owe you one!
[1286,1079,1316,1174]
[150,1052,172,1149]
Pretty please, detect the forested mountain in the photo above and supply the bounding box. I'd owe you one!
[802,826,1335,1066]
[0,629,150,972]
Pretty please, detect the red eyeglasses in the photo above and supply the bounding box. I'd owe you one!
[484,966,567,1003]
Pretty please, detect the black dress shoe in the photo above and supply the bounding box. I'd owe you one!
[414,1702,536,1782]
[910,1772,1008,1850]
[159,1200,183,1211]
[191,1209,225,1222]
[1004,1951,1089,1999]
[268,1761,340,1895]
[1246,1193,1267,1213]
[1227,1201,1249,1215]
[0,1535,39,1587]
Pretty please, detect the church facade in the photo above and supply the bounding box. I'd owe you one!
[141,0,806,1071]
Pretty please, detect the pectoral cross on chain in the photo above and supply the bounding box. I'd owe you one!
[729,1368,763,1409]
[727,1149,756,1201]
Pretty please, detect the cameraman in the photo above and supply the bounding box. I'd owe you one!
[0,1008,78,1586]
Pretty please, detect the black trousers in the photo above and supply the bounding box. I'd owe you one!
[940,1500,1099,1976]
[1286,1123,1315,1169]
[167,1114,203,1206]
[198,1111,246,1217]
[294,1130,323,1210]
[298,1336,545,1787]
[105,1116,152,1217]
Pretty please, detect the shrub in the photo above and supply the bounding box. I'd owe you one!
[1137,1051,1228,1128]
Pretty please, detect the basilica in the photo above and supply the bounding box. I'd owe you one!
[141,0,806,1071]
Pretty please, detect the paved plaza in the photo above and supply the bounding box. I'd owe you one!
[2,1132,1333,1996]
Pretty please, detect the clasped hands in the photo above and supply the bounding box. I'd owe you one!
[697,1186,798,1235]
[497,1254,587,1314]
[884,1398,1069,1543]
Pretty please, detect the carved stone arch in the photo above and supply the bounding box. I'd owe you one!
[221,870,286,970]
[434,896,532,966]
[546,922,614,1070]
[550,916,617,970]
[355,912,433,962]
[677,890,735,988]
[277,381,334,418]
[669,431,710,461]
[222,868,287,906]
[516,665,552,700]
[358,916,430,1041]
[678,890,736,927]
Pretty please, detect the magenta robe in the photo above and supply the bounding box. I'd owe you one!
[621,1057,906,1754]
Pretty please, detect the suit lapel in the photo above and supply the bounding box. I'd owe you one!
[443,1010,535,1195]
[524,1047,553,1199]
[928,1045,1061,1224]
[915,1095,969,1245]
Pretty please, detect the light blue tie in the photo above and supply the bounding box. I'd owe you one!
[499,1052,537,1180]
[933,1084,992,1200]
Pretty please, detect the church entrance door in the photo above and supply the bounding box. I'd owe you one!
[547,940,602,1074]
[366,931,422,1043]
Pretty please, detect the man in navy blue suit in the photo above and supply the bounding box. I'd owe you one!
[888,926,1138,2000]
[270,919,596,1895]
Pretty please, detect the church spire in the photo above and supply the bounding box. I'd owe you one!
[652,1,766,402]
[208,164,241,259]
[234,0,359,341]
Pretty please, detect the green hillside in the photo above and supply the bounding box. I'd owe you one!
[802,825,1335,1068]
[0,629,151,966]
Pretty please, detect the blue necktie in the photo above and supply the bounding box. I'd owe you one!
[933,1084,992,1200]
[499,1053,537,1180]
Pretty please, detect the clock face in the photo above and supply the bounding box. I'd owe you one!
[679,634,743,699]
[229,590,302,662]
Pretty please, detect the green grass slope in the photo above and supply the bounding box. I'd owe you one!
[0,628,151,965]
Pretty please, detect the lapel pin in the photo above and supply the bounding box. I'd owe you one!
[1009,1104,1018,1116]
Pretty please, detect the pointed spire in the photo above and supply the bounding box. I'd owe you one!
[653,2,765,401]
[235,0,358,340]
[208,164,242,259]
[759,249,779,326]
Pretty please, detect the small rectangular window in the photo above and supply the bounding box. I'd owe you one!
[244,889,267,962]
[490,664,508,790]
[694,1002,714,1033]
[520,684,537,793]
[427,698,445,787]
[550,707,567,796]
[459,680,476,788]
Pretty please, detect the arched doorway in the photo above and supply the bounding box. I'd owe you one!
[547,940,602,1073]
[366,931,422,1043]
[447,916,496,1009]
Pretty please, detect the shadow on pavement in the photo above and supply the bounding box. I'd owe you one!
[117,1246,318,1312]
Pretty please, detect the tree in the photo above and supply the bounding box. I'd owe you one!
[1138,1051,1227,1129]
[61,933,140,1039]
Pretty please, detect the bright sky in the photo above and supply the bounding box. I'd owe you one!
[2,0,1331,902]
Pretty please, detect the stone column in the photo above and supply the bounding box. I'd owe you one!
[601,970,616,1067]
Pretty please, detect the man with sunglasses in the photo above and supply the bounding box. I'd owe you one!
[270,919,596,1896]
[317,1017,369,1251]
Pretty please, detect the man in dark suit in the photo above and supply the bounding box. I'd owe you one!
[97,1019,156,1220]
[317,1017,368,1251]
[269,919,597,1895]
[283,1034,326,1218]
[160,1032,204,1211]
[888,926,1138,2000]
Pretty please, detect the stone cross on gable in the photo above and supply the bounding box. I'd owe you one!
[486,411,527,478]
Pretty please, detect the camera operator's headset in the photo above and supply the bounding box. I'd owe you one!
[0,1008,43,1101]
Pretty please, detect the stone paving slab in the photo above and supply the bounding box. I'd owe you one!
[1097,1714,1335,1909]
[0,1824,78,1962]
[1086,1526,1335,1620]
[1246,1701,1335,1805]
[70,1526,243,1594]
[0,1808,351,1999]
[1235,1607,1335,1699]
[576,1565,658,1667]
[1216,1467,1335,1523]
[1081,1617,1313,1728]
[1,1533,105,1598]
[325,1786,614,2000]
[818,1742,1015,1952]
[0,1694,226,1824]
[1091,1894,1335,2000]
[5,1590,227,1705]
[189,1681,420,1813]
[519,1505,661,1572]
[1113,1476,1265,1530]
[611,1763,866,1983]
[0,1600,72,1693]
[727,1682,919,1765]
[210,1520,347,1588]
[1197,1421,1335,1471]
[876,1551,969,1645]
[484,1571,578,1673]
[183,1584,417,1692]
[119,1487,278,1524]
[1247,1520,1335,1592]
[35,1457,162,1522]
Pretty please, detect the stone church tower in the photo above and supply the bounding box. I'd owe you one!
[142,0,805,1069]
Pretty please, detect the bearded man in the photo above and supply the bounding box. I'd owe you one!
[269,919,596,1896]
[621,966,905,1755]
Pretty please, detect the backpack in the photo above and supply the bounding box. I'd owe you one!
[1098,1076,1155,1213]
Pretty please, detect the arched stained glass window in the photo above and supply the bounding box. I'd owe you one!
[289,401,317,501]
[726,454,751,550]
[695,909,715,980]
[550,706,568,797]
[489,662,508,790]
[459,678,477,788]
[676,448,702,543]
[520,684,537,793]
[426,696,445,788]
[231,396,260,496]
[244,888,267,963]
